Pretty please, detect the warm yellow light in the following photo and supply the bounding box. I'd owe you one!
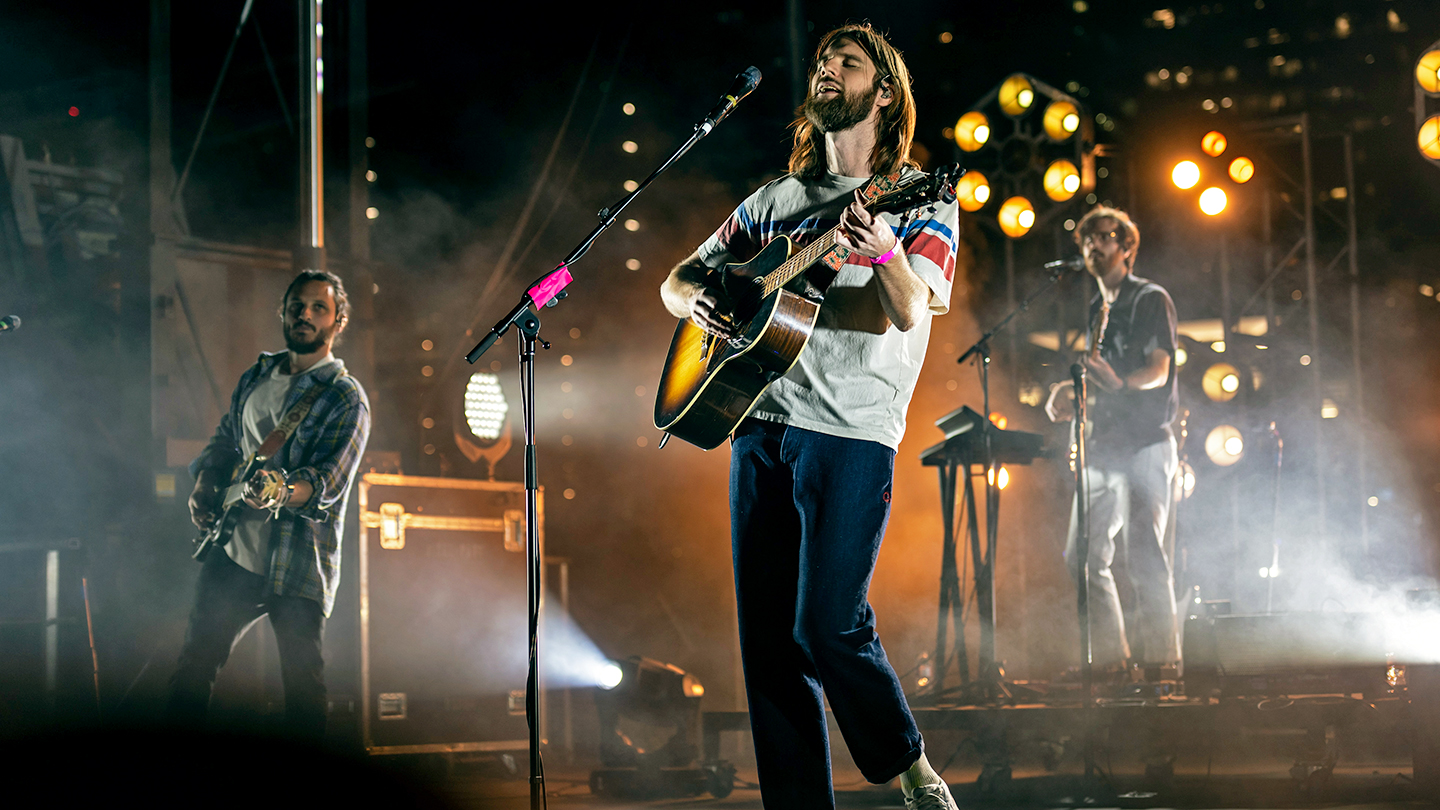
[1201,130,1228,157]
[955,170,991,212]
[1418,49,1440,94]
[989,412,1008,430]
[1420,115,1440,160]
[1043,100,1081,140]
[1175,347,1188,367]
[1228,156,1255,183]
[998,196,1036,238]
[1172,160,1200,189]
[955,111,991,152]
[1043,159,1081,202]
[1199,187,1228,216]
[999,74,1036,117]
[1202,362,1241,402]
[1205,424,1244,466]
[987,466,1011,490]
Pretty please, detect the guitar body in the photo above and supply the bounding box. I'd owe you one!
[655,236,820,450]
[191,456,262,562]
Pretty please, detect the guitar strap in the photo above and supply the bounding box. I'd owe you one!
[818,170,905,272]
[248,369,346,470]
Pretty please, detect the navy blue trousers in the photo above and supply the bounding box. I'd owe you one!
[730,419,923,809]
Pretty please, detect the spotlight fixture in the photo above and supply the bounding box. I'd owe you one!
[1414,40,1440,167]
[1204,424,1244,466]
[1418,46,1440,94]
[1043,159,1081,201]
[954,111,991,152]
[1201,362,1242,402]
[1420,115,1440,161]
[1198,187,1228,216]
[595,656,705,769]
[998,74,1035,117]
[954,170,991,212]
[452,372,513,477]
[1228,156,1255,183]
[1172,160,1201,190]
[997,196,1036,238]
[1042,100,1081,141]
[1201,130,1228,157]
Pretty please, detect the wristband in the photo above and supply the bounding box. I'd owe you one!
[873,235,900,266]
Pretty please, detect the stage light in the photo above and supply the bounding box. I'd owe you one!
[955,170,991,212]
[1172,160,1200,189]
[1175,346,1188,368]
[1420,115,1440,160]
[999,74,1035,117]
[1228,156,1255,183]
[1202,362,1241,402]
[1199,187,1228,215]
[1201,130,1227,157]
[464,372,509,440]
[954,111,991,152]
[595,656,705,769]
[997,196,1035,238]
[1205,424,1244,466]
[1043,159,1081,201]
[599,660,624,689]
[986,466,1011,490]
[1322,398,1340,419]
[1043,100,1081,140]
[1179,460,1196,499]
[1418,48,1440,94]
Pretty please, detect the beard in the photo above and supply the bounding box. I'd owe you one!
[802,82,878,134]
[285,321,333,355]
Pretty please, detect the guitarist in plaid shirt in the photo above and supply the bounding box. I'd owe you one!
[167,270,370,739]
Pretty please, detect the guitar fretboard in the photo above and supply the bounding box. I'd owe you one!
[758,228,850,298]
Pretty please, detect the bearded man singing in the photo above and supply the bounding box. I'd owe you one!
[661,24,961,810]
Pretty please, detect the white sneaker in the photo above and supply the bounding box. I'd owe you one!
[904,781,959,810]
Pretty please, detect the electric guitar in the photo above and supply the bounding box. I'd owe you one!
[191,453,274,562]
[654,166,961,450]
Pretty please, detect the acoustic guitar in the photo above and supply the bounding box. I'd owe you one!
[654,167,961,450]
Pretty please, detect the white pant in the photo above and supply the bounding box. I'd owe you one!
[1065,437,1180,668]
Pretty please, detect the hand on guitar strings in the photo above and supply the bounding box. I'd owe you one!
[189,474,221,531]
[1081,351,1125,392]
[689,286,739,339]
[835,189,899,260]
[243,468,294,517]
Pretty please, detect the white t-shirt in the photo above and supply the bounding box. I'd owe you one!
[696,170,959,449]
[226,354,340,574]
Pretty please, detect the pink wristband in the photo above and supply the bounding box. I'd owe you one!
[873,237,900,265]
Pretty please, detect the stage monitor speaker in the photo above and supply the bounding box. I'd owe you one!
[357,473,544,755]
[1183,612,1389,698]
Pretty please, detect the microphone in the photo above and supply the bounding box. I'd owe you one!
[1044,256,1086,272]
[698,67,762,134]
[0,315,19,333]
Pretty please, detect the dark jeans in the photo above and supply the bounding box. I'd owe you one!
[165,548,328,739]
[730,419,923,809]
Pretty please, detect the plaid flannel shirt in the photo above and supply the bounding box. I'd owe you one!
[190,351,371,617]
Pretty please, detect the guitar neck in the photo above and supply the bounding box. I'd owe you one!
[759,226,848,298]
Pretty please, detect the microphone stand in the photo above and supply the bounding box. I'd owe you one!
[952,261,1076,704]
[1070,361,1097,786]
[464,93,742,810]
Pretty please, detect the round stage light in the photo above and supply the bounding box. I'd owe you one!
[997,196,1036,238]
[1418,49,1440,94]
[1179,460,1197,499]
[955,111,991,152]
[598,660,624,689]
[1228,156,1255,183]
[1205,424,1244,466]
[1202,130,1228,157]
[1172,160,1200,189]
[1201,362,1241,402]
[1043,159,1081,201]
[1199,187,1228,216]
[1420,115,1440,160]
[1043,100,1081,141]
[999,74,1035,117]
[464,372,510,441]
[955,170,991,212]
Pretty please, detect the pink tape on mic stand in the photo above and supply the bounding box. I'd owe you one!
[527,265,574,308]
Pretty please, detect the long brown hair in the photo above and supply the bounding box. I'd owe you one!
[787,24,918,179]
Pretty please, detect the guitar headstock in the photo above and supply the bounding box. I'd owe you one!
[869,164,962,217]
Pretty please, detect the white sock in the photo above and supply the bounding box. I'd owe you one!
[899,752,942,797]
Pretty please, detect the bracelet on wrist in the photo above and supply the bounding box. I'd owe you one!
[873,235,901,266]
